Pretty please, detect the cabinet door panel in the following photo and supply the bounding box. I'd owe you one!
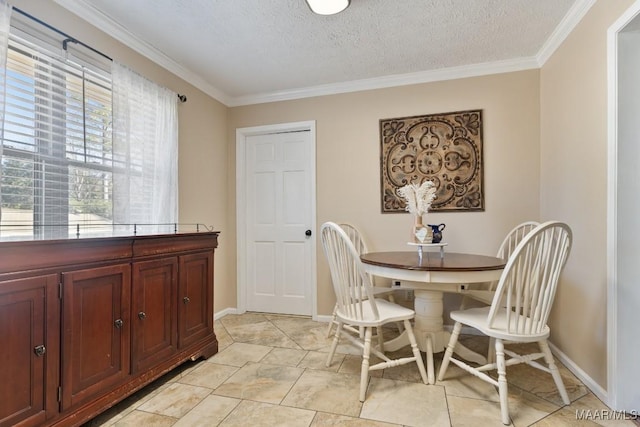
[61,264,131,410]
[132,258,178,373]
[0,275,59,427]
[178,251,213,348]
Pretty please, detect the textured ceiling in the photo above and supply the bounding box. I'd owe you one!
[55,0,582,106]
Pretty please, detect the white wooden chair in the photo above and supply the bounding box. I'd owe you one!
[325,223,399,338]
[460,221,540,307]
[321,222,428,401]
[459,221,540,363]
[438,221,572,425]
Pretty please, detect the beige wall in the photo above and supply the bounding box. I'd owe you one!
[10,0,232,311]
[540,0,634,390]
[13,0,631,394]
[228,70,541,316]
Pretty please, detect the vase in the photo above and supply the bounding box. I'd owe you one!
[412,215,432,243]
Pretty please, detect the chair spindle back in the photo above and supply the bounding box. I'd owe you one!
[489,221,572,335]
[321,222,379,322]
[497,221,540,260]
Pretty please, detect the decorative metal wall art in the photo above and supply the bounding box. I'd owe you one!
[380,109,484,213]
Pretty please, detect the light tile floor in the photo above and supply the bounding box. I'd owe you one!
[86,312,638,427]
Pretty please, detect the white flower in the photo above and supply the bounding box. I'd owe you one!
[397,181,437,216]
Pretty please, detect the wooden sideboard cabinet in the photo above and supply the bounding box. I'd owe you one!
[0,232,219,427]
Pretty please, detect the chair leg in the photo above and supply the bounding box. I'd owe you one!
[495,339,511,425]
[438,322,462,381]
[539,340,570,405]
[487,336,496,364]
[360,327,373,402]
[404,319,429,384]
[326,304,338,337]
[326,322,342,368]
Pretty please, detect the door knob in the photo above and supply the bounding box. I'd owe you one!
[305,229,312,236]
[34,345,46,357]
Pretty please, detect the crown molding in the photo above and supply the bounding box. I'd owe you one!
[227,57,540,106]
[53,0,584,107]
[53,0,231,105]
[536,0,597,66]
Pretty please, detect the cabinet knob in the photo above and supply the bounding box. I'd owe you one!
[34,345,46,357]
[138,311,146,320]
[183,296,190,304]
[114,319,124,328]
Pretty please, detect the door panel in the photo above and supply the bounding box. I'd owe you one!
[0,275,58,427]
[283,242,306,298]
[254,242,276,295]
[178,251,213,349]
[254,172,276,226]
[246,130,313,315]
[61,264,131,410]
[132,258,178,373]
[283,170,305,224]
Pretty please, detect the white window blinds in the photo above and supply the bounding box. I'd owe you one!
[0,9,178,240]
[0,11,112,239]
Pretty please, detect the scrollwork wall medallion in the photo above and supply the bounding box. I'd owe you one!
[380,110,484,213]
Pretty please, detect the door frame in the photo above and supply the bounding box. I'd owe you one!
[607,0,640,411]
[235,120,317,319]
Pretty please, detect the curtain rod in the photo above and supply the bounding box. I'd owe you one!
[13,7,187,103]
[14,7,112,61]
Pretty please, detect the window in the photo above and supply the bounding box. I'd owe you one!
[1,15,113,239]
[0,10,178,241]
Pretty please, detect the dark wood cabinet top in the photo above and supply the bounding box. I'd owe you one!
[360,251,506,272]
[0,232,219,275]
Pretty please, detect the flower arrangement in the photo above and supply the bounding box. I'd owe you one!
[397,181,437,216]
[397,181,437,243]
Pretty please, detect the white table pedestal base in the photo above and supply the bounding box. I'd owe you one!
[383,289,487,370]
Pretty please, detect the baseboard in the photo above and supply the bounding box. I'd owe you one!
[548,341,607,403]
[214,307,332,324]
[314,314,332,323]
[214,307,239,320]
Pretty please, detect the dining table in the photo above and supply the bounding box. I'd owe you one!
[360,249,506,380]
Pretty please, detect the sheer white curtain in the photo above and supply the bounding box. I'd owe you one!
[0,1,10,82]
[0,0,11,223]
[111,61,178,232]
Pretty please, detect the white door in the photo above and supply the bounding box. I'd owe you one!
[239,124,315,315]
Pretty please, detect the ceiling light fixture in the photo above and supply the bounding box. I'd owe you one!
[305,0,350,15]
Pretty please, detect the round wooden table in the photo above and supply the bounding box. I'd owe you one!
[361,251,506,382]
